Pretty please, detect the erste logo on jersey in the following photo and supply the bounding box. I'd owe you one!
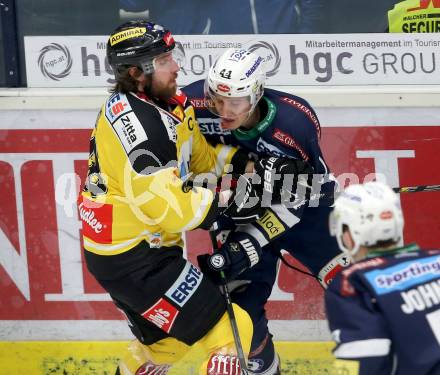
[165,263,203,307]
[142,298,179,333]
[105,92,132,123]
[198,118,231,135]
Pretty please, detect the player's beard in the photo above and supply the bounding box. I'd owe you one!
[150,74,178,101]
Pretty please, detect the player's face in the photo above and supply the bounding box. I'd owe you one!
[150,51,179,99]
[211,95,252,130]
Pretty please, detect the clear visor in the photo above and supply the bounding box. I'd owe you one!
[204,85,253,120]
[139,49,186,74]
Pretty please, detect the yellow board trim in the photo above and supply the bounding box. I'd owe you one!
[0,341,360,375]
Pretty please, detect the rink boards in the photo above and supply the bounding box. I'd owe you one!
[0,95,439,373]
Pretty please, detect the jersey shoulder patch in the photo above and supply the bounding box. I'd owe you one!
[364,253,440,295]
[105,92,133,124]
[111,111,149,154]
[105,93,147,154]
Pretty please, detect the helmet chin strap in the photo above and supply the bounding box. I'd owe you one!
[347,243,361,262]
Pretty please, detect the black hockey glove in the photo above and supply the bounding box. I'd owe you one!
[197,231,262,284]
[218,174,265,225]
[254,156,314,204]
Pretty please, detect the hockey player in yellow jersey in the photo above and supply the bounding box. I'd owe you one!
[78,20,263,374]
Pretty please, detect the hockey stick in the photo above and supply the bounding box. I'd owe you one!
[392,184,440,193]
[306,183,440,204]
[209,222,248,375]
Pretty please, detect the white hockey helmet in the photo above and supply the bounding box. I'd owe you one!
[204,48,266,119]
[329,182,404,258]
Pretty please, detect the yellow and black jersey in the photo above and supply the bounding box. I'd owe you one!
[79,90,245,258]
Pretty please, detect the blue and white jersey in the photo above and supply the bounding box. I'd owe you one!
[325,244,440,375]
[184,80,330,176]
[183,80,337,254]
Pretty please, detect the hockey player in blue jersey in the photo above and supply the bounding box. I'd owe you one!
[183,48,349,375]
[325,181,440,375]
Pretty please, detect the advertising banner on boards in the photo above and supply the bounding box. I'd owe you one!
[25,33,440,87]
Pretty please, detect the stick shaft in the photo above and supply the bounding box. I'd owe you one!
[309,183,440,204]
[209,227,248,375]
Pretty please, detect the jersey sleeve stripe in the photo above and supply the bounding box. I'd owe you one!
[237,223,269,248]
[83,230,152,255]
[271,204,301,227]
[333,339,391,358]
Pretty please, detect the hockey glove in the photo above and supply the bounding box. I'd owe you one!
[218,174,265,225]
[254,156,314,204]
[197,231,262,284]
